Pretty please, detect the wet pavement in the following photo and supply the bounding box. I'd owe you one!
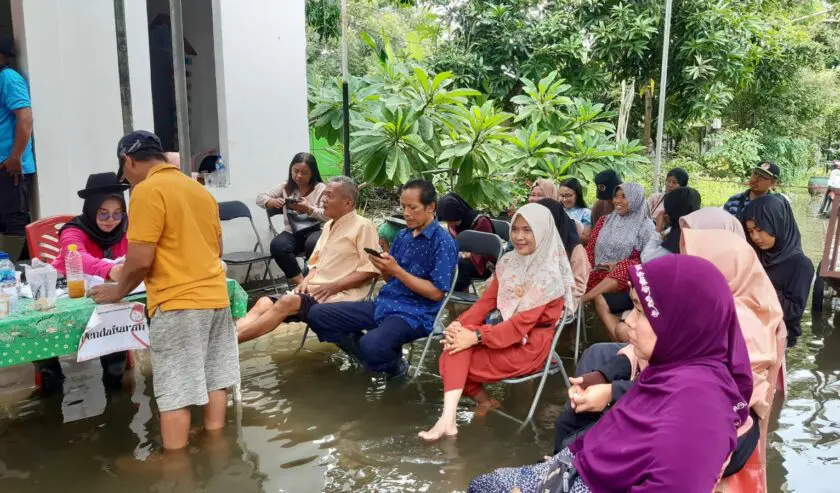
[0,192,838,492]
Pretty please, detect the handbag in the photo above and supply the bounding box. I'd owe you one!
[286,208,321,235]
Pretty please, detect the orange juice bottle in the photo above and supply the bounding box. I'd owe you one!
[66,244,86,299]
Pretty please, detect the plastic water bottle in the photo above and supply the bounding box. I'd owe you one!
[215,156,228,187]
[0,252,17,313]
[65,244,86,299]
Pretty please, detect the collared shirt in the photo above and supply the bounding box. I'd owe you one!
[723,190,786,218]
[307,210,380,303]
[374,220,458,332]
[127,164,228,316]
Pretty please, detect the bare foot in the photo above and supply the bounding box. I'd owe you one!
[418,418,457,442]
[473,398,500,417]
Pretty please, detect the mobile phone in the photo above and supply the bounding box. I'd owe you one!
[595,264,610,272]
[364,247,384,258]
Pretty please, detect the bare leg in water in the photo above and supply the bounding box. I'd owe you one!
[236,295,302,343]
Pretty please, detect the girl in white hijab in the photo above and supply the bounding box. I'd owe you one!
[419,203,574,441]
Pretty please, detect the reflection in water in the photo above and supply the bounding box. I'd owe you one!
[0,193,838,492]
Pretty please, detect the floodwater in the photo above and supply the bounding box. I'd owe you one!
[0,192,838,492]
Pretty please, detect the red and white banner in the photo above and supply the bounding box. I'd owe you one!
[77,302,149,362]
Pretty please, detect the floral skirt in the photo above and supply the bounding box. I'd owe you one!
[467,449,591,493]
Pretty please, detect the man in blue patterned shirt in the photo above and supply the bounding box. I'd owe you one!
[723,161,781,218]
[308,179,458,378]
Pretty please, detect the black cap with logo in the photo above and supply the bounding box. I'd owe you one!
[116,130,164,180]
[753,161,780,180]
[594,169,621,200]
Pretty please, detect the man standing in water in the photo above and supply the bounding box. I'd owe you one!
[723,161,782,218]
[90,131,239,451]
[307,179,458,378]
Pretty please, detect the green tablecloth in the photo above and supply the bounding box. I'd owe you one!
[0,279,248,369]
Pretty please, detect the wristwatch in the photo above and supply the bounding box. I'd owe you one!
[475,329,482,344]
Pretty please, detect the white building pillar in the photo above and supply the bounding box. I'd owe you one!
[10,0,125,218]
[210,0,310,254]
[124,0,155,132]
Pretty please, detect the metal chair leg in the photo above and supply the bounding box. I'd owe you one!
[296,325,311,352]
[245,264,253,284]
[266,260,280,294]
[411,336,435,380]
[574,307,583,364]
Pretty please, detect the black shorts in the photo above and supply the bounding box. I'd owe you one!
[268,293,319,321]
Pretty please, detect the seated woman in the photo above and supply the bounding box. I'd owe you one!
[742,195,814,348]
[640,186,701,262]
[418,203,575,441]
[40,172,131,392]
[537,199,590,305]
[528,179,559,203]
[558,178,592,243]
[645,167,689,224]
[581,183,655,341]
[681,206,746,239]
[469,255,753,493]
[552,230,781,479]
[437,193,496,292]
[256,152,327,285]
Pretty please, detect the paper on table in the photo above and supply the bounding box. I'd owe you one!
[20,279,145,299]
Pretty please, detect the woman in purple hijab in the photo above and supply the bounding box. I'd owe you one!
[468,255,753,493]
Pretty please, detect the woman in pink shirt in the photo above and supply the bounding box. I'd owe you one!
[38,172,129,395]
[53,172,129,280]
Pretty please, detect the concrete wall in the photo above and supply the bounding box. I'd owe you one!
[12,0,126,218]
[210,0,310,268]
[124,0,154,132]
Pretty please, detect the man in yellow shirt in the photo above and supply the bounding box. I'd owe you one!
[236,176,379,343]
[91,131,239,451]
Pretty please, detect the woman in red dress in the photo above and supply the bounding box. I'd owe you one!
[419,203,576,441]
[582,183,655,340]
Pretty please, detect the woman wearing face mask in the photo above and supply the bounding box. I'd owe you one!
[257,153,327,285]
[469,255,753,493]
[741,194,814,348]
[582,183,656,340]
[437,193,496,292]
[40,173,131,392]
[419,203,575,442]
[646,167,689,223]
[641,186,701,262]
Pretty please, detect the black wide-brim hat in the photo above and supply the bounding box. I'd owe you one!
[77,172,130,199]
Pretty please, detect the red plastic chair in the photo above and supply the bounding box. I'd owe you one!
[26,215,134,387]
[25,215,74,264]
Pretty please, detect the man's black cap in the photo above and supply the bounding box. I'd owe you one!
[116,130,164,179]
[0,39,16,59]
[753,161,780,180]
[594,169,621,200]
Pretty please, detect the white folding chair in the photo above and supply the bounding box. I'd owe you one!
[408,265,459,380]
[498,294,575,426]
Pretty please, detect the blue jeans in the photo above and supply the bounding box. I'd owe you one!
[307,301,426,374]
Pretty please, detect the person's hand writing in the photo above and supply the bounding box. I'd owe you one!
[89,283,124,305]
[108,265,124,282]
[369,252,400,277]
[569,381,612,413]
[309,283,338,303]
[447,326,478,355]
[265,198,285,209]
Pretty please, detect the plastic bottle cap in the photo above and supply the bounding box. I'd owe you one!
[0,252,7,260]
[68,244,78,252]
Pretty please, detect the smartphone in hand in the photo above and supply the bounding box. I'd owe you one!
[364,247,384,258]
[594,264,610,272]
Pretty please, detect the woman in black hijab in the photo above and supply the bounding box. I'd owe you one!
[742,194,814,347]
[537,199,590,303]
[437,193,495,291]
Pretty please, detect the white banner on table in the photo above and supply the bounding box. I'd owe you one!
[76,302,150,362]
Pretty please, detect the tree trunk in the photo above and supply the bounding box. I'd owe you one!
[643,85,653,154]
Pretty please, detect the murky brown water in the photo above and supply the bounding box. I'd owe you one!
[0,192,837,492]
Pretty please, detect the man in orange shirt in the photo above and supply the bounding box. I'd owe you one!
[91,131,239,451]
[236,176,379,343]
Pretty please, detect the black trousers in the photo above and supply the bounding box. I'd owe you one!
[34,351,128,393]
[269,229,321,279]
[0,171,32,236]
